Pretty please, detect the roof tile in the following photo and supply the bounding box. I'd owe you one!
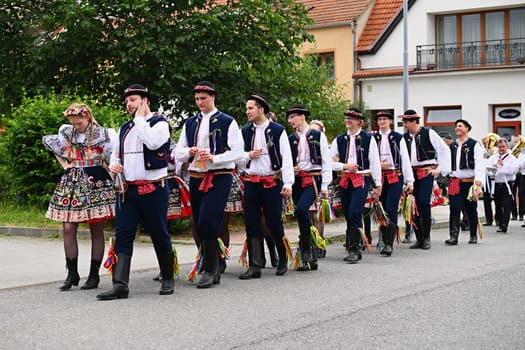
[356,0,403,52]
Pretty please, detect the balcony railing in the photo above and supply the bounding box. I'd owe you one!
[416,37,525,71]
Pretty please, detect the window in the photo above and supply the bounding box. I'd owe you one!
[313,52,335,81]
[424,106,462,140]
[434,7,525,68]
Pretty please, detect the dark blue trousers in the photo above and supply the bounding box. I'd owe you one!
[413,173,434,220]
[379,175,404,225]
[449,181,478,229]
[244,180,284,240]
[339,176,372,248]
[190,173,232,241]
[115,181,172,256]
[292,176,320,233]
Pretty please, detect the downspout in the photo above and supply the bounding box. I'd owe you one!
[351,19,358,103]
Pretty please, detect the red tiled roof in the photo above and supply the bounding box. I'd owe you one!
[212,1,371,26]
[352,67,415,79]
[356,0,403,52]
[299,0,371,26]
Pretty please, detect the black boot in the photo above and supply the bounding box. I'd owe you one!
[265,236,278,268]
[381,224,396,256]
[259,236,267,268]
[59,258,80,291]
[297,226,317,271]
[344,228,362,264]
[157,251,174,295]
[197,240,220,288]
[239,237,263,279]
[445,216,460,245]
[80,259,101,290]
[274,237,288,276]
[468,218,478,244]
[379,226,388,255]
[421,218,432,250]
[96,254,131,300]
[409,218,424,249]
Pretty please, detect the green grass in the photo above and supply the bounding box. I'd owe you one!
[0,202,61,228]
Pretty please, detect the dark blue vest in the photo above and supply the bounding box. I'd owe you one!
[336,131,372,170]
[450,138,477,170]
[119,114,170,170]
[404,127,436,161]
[289,129,322,166]
[242,122,284,171]
[372,131,403,170]
[184,110,233,161]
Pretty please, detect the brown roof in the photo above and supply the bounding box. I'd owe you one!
[300,0,371,26]
[352,67,415,79]
[356,0,404,52]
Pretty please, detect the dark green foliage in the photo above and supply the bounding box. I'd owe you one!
[0,93,126,207]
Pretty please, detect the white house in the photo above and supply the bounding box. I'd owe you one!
[354,0,525,142]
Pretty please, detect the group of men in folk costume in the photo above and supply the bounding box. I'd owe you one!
[98,80,507,300]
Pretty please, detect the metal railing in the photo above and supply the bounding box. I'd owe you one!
[416,37,525,70]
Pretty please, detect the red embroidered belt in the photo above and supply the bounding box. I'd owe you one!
[189,170,232,193]
[127,177,166,195]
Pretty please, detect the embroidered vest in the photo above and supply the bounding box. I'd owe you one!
[404,127,436,161]
[119,113,170,170]
[185,111,233,162]
[451,138,477,170]
[289,129,322,166]
[242,122,284,171]
[372,131,403,170]
[336,131,372,170]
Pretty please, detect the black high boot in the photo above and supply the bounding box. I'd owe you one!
[59,258,80,291]
[297,225,316,271]
[80,259,101,290]
[468,218,478,244]
[445,216,460,245]
[274,237,288,276]
[344,228,362,264]
[379,226,388,255]
[409,218,424,249]
[259,236,267,268]
[157,251,174,295]
[96,254,131,300]
[381,225,396,256]
[197,240,220,288]
[239,237,263,279]
[421,218,433,250]
[265,236,278,268]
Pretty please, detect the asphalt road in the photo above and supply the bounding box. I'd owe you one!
[1,223,524,350]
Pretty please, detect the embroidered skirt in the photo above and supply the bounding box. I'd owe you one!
[224,170,244,213]
[46,166,116,223]
[167,174,192,220]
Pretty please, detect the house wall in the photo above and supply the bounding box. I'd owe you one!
[360,68,525,140]
[357,0,525,138]
[360,0,525,69]
[302,26,355,100]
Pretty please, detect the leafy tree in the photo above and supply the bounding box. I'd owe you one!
[1,0,319,123]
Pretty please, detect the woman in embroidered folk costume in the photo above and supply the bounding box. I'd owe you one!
[330,108,382,264]
[43,103,117,291]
